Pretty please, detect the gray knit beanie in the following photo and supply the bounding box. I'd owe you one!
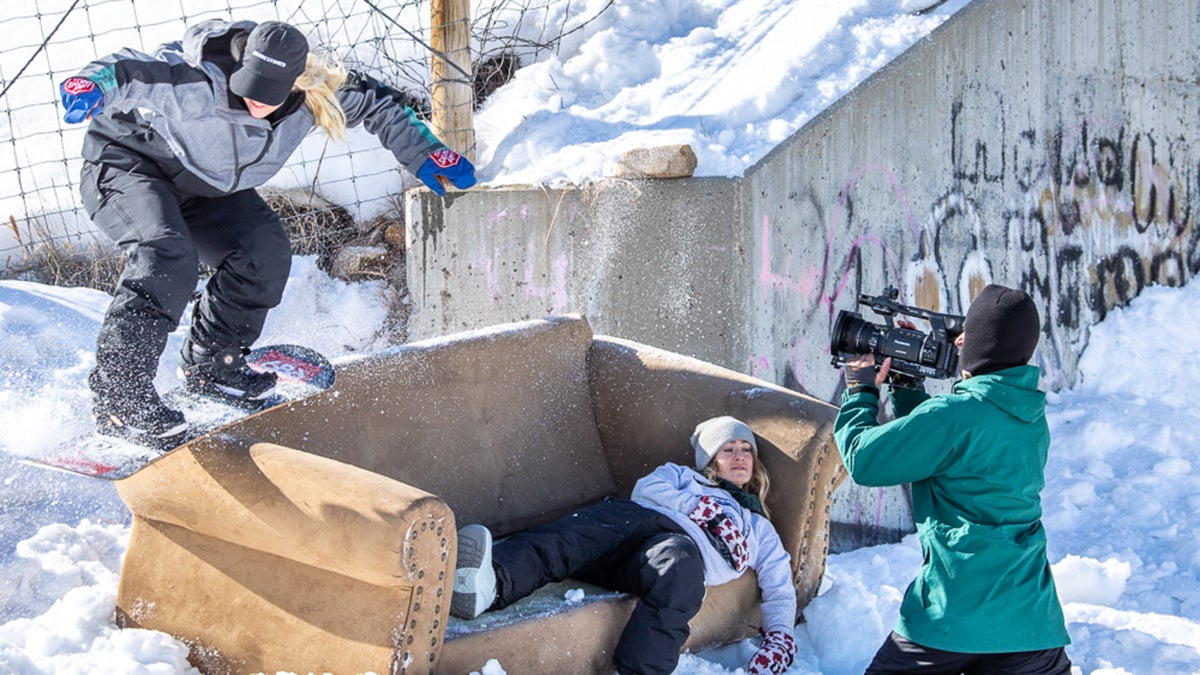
[690,416,757,470]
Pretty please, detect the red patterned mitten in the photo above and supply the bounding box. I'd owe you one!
[710,514,749,572]
[689,494,723,525]
[747,630,797,675]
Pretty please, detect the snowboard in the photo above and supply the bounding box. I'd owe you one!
[25,344,335,480]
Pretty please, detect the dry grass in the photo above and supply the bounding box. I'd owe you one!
[5,189,412,346]
[4,190,405,287]
[4,214,124,291]
[261,187,361,274]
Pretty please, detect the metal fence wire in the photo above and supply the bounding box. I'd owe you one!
[0,0,613,276]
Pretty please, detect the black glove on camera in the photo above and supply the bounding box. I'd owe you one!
[842,361,876,388]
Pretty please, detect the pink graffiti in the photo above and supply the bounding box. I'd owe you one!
[481,207,510,232]
[523,241,571,312]
[748,354,771,379]
[758,214,824,304]
[473,201,575,310]
[474,241,519,299]
[758,163,918,316]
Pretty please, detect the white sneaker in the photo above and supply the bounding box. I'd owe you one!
[451,524,497,619]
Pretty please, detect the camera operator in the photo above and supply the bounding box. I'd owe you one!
[834,284,1072,673]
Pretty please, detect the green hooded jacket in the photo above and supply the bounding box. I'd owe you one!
[834,365,1070,653]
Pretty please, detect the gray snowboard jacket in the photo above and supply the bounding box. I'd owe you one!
[72,19,445,196]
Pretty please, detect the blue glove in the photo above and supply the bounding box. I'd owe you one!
[61,77,105,124]
[416,149,477,196]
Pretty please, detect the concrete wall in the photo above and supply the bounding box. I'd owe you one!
[406,178,751,366]
[406,0,1200,550]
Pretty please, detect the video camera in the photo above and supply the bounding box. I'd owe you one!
[829,286,965,383]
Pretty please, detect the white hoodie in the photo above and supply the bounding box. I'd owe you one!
[632,462,797,635]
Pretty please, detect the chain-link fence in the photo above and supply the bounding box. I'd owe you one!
[0,0,613,281]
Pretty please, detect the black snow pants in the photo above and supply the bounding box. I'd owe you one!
[491,497,706,675]
[79,158,291,394]
[866,631,1073,674]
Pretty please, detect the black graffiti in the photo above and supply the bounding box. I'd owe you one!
[953,111,1194,236]
[1089,247,1145,321]
[1189,222,1200,276]
[1003,202,1048,253]
[1007,237,1190,332]
[1129,133,1191,236]
[951,101,1005,184]
[1052,245,1087,330]
[1096,136,1123,187]
[1150,249,1186,288]
[1013,129,1040,192]
[943,109,1199,335]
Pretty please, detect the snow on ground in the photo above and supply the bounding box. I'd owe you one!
[6,274,1200,673]
[9,1,1199,673]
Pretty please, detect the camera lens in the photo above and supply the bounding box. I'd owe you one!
[831,310,880,355]
[832,310,941,365]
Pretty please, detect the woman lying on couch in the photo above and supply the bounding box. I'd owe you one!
[451,415,798,675]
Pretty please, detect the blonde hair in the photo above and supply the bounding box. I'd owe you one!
[702,455,772,519]
[295,52,348,141]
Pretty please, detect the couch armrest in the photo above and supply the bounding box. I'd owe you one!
[115,437,455,674]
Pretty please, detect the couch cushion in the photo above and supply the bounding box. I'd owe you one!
[215,315,617,533]
[437,574,762,674]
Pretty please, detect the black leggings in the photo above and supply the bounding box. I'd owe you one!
[491,497,706,675]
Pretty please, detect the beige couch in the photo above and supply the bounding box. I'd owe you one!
[114,315,843,674]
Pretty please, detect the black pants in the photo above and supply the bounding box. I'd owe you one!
[866,631,1072,674]
[492,497,706,675]
[80,160,291,390]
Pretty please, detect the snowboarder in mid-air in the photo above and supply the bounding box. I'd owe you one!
[60,19,476,445]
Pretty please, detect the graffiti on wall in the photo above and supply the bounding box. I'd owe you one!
[465,203,574,313]
[757,102,1199,393]
[752,96,1200,548]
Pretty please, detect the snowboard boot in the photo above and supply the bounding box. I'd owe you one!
[89,369,188,445]
[451,524,497,620]
[180,340,277,403]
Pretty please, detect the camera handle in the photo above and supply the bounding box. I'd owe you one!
[857,286,964,337]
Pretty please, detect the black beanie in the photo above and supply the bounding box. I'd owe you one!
[958,284,1040,377]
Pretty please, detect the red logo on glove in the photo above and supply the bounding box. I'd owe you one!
[63,77,96,95]
[429,148,461,169]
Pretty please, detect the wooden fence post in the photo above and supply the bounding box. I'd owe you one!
[430,0,475,163]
